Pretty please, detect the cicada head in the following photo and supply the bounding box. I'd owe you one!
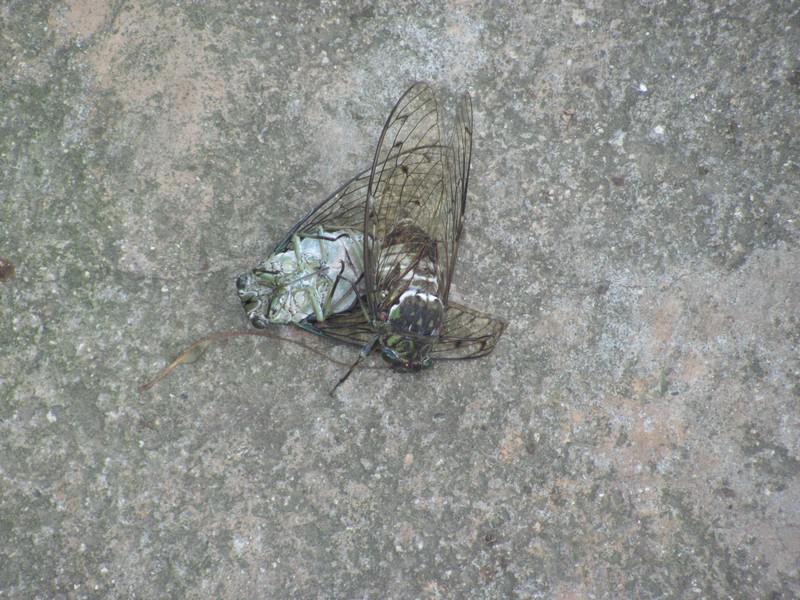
[379,334,434,372]
[236,269,280,328]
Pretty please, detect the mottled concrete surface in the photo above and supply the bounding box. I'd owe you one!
[1,1,799,598]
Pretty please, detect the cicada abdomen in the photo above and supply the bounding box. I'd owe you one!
[236,228,365,327]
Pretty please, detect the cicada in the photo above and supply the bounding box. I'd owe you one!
[236,82,506,389]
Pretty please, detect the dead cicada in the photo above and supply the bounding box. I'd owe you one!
[236,82,506,389]
[142,83,505,392]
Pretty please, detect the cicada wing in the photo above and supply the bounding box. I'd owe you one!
[364,84,474,312]
[297,305,376,348]
[272,164,374,253]
[364,83,452,314]
[240,162,380,330]
[430,301,507,360]
[441,92,472,304]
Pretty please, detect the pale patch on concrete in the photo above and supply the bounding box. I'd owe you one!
[498,427,525,463]
[48,0,110,41]
[66,3,240,273]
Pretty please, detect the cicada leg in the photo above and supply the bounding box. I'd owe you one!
[343,246,371,324]
[331,334,379,395]
[321,261,346,318]
[317,226,328,264]
[291,233,303,262]
[309,289,325,322]
[305,230,350,243]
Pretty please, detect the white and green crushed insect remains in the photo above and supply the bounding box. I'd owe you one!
[143,82,506,392]
[237,229,366,326]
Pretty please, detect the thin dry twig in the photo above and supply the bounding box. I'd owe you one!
[139,329,379,392]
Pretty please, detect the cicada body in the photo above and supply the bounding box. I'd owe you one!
[237,82,506,385]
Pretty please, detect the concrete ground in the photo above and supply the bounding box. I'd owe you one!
[2,1,798,598]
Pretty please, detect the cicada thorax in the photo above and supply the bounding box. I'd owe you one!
[236,228,365,328]
[376,222,445,371]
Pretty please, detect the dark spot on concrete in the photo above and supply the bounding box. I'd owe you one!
[579,68,596,86]
[715,486,736,499]
[0,257,15,282]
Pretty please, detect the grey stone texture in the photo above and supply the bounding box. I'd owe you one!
[1,1,798,598]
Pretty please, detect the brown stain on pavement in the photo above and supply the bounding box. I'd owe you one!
[0,257,15,282]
